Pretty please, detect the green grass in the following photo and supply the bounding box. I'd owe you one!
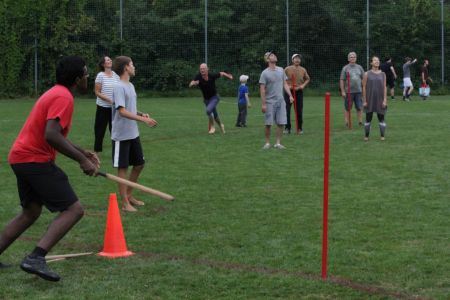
[0,94,449,299]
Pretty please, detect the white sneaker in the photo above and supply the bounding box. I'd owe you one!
[273,143,286,149]
[208,126,216,134]
[262,143,271,149]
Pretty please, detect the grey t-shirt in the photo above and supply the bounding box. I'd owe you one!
[259,66,287,104]
[402,61,416,78]
[111,80,139,141]
[340,63,365,93]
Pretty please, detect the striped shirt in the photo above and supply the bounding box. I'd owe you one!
[95,71,120,107]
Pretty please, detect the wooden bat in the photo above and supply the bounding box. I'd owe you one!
[46,252,93,260]
[46,258,66,263]
[96,171,175,201]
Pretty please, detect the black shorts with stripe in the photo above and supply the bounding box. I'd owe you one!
[112,136,145,168]
[10,162,78,212]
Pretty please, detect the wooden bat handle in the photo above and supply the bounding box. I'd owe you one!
[46,252,93,260]
[97,171,175,201]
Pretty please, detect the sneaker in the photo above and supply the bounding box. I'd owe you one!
[262,143,271,150]
[273,143,286,149]
[220,123,226,134]
[380,136,385,141]
[405,98,410,102]
[364,137,369,142]
[20,255,60,282]
[208,126,216,134]
[283,129,291,134]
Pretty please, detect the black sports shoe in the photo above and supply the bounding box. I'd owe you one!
[0,262,12,269]
[20,255,60,282]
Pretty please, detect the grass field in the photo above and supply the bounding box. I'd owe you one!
[0,94,449,299]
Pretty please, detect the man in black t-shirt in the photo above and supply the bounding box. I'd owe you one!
[419,59,432,100]
[189,63,233,134]
[380,57,398,100]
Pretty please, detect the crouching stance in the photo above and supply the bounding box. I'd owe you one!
[0,56,98,281]
[363,56,388,141]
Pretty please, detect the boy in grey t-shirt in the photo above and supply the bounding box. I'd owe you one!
[112,56,157,212]
[259,51,294,149]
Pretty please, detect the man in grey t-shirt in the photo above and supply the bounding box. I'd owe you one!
[259,51,294,149]
[402,57,417,101]
[340,52,365,128]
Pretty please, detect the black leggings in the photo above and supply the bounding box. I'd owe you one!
[365,112,386,138]
[365,112,384,123]
[94,105,112,152]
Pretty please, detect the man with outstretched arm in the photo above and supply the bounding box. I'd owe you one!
[189,63,233,134]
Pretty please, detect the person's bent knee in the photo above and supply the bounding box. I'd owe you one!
[67,201,84,220]
[22,205,42,222]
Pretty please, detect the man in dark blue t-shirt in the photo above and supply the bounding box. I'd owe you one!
[189,63,233,134]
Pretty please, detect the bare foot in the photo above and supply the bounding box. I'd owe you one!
[122,203,137,212]
[129,197,145,206]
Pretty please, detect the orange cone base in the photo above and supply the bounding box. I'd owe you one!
[97,250,134,258]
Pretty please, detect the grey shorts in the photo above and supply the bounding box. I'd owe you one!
[265,101,287,126]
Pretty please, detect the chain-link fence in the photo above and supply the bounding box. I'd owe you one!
[0,0,448,97]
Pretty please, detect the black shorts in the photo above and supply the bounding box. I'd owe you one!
[11,162,78,212]
[386,77,395,89]
[112,136,145,168]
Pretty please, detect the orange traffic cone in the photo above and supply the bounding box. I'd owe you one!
[98,193,134,258]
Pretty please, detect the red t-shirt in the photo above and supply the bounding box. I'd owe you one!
[8,85,74,164]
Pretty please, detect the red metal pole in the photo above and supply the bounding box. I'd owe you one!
[322,92,330,279]
[292,75,299,133]
[347,71,352,129]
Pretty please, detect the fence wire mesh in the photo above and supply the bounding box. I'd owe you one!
[0,0,448,97]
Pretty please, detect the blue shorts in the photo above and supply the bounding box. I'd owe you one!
[11,162,78,212]
[344,93,362,111]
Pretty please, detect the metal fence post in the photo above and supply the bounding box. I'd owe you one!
[204,0,208,64]
[366,0,370,70]
[441,0,445,84]
[286,0,289,66]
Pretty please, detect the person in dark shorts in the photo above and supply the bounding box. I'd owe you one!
[111,56,157,212]
[0,56,99,282]
[340,52,365,127]
[189,63,233,134]
[380,57,398,100]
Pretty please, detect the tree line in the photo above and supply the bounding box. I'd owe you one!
[0,0,447,97]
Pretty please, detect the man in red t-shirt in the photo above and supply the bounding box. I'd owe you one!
[0,56,99,282]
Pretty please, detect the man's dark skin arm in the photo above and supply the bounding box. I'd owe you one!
[45,119,98,175]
